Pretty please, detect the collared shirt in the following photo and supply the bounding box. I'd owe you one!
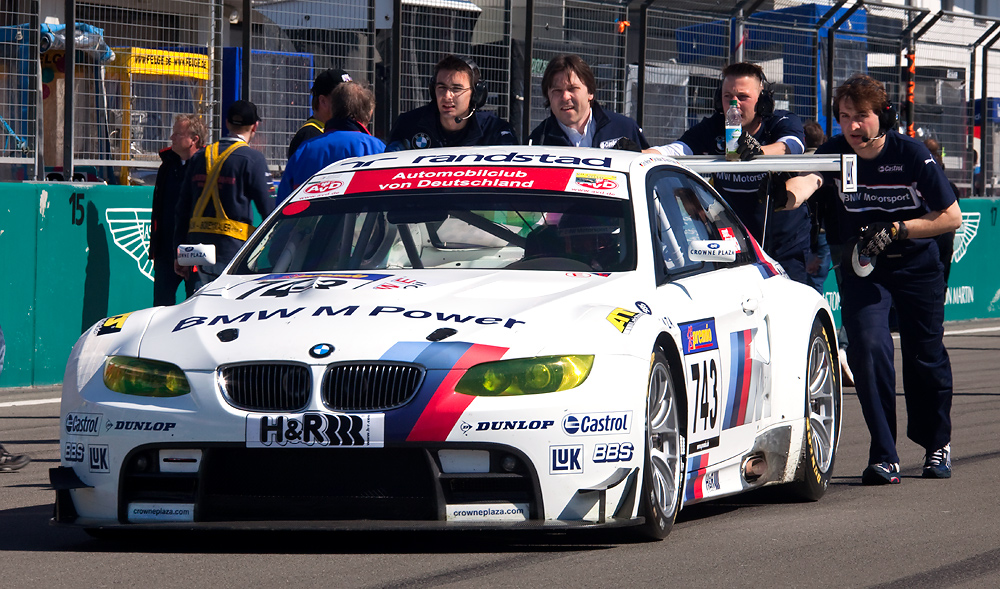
[556,111,595,147]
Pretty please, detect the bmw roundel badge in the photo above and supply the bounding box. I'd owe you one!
[413,133,430,148]
[309,343,334,358]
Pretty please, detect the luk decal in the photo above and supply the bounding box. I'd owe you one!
[593,442,634,463]
[562,412,632,436]
[63,442,86,463]
[607,307,640,334]
[96,312,133,336]
[679,318,718,355]
[105,420,177,433]
[474,420,555,432]
[89,445,110,473]
[550,445,584,474]
[106,207,154,281]
[247,413,385,448]
[65,413,103,436]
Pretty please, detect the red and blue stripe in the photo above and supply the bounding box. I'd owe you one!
[723,329,754,429]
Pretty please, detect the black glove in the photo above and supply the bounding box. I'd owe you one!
[736,132,764,161]
[756,172,793,211]
[610,137,641,152]
[858,222,899,257]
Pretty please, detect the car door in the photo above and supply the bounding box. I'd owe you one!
[646,168,773,470]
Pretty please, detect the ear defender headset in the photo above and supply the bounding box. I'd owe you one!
[832,76,898,142]
[428,55,489,118]
[713,65,774,117]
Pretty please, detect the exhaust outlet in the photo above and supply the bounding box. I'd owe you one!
[743,454,767,483]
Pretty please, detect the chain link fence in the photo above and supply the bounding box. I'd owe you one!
[0,0,37,181]
[3,0,1000,193]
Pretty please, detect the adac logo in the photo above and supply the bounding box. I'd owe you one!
[309,343,334,358]
[679,318,718,355]
[413,133,430,148]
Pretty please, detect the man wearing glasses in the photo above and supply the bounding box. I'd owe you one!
[387,54,517,150]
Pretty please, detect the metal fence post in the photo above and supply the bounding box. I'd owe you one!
[63,0,75,180]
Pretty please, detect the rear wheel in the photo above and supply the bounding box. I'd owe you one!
[637,350,686,540]
[790,318,841,500]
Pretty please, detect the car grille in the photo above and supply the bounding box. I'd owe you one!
[322,362,424,411]
[219,363,310,411]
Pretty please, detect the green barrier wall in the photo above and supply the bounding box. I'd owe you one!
[1,183,155,388]
[1,185,998,389]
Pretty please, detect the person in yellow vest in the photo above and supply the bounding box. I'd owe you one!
[174,100,275,290]
[287,68,353,159]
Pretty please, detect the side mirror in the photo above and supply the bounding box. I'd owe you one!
[176,244,216,267]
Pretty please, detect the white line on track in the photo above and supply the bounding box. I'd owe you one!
[0,397,61,408]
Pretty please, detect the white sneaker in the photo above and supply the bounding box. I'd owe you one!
[839,352,854,387]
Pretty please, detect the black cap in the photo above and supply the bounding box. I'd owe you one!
[227,100,261,126]
[312,68,353,97]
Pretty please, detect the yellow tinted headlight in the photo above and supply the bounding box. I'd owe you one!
[103,356,191,397]
[455,355,594,396]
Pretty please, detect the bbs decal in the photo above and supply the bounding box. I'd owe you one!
[246,412,385,448]
[64,442,86,463]
[593,442,634,463]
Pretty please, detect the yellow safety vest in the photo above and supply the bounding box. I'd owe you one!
[188,141,254,241]
[302,117,325,133]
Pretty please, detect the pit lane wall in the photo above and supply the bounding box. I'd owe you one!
[0,184,998,389]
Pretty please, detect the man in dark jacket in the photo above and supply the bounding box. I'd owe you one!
[527,54,649,150]
[151,114,206,305]
[174,100,275,289]
[278,82,386,201]
[287,68,353,158]
[646,62,809,284]
[387,54,517,150]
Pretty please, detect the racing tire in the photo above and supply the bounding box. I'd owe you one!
[789,318,841,501]
[636,349,686,540]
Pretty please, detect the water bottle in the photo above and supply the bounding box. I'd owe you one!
[725,99,741,161]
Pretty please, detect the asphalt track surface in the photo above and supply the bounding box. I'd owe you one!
[2,318,999,589]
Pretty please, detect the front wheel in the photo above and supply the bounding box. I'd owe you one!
[636,350,686,540]
[790,318,841,500]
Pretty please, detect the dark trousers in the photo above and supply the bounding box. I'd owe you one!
[153,257,194,306]
[840,241,953,464]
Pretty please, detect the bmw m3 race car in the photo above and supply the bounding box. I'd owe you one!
[53,146,841,539]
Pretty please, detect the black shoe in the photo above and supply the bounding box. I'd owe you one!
[922,444,952,479]
[0,451,30,472]
[861,462,900,485]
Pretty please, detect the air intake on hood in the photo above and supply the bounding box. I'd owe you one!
[322,362,425,411]
[219,363,311,411]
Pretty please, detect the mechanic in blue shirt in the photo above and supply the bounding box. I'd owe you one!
[277,81,385,202]
[646,62,810,285]
[785,74,962,485]
[387,55,517,150]
[174,100,275,288]
[528,54,649,150]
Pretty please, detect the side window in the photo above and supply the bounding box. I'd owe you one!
[647,169,751,277]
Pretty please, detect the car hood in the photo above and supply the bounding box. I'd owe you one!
[137,270,645,370]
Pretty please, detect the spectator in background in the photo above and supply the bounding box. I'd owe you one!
[288,68,353,158]
[924,137,958,287]
[646,62,810,285]
[175,100,275,289]
[528,54,648,149]
[277,81,385,201]
[150,114,206,306]
[0,324,31,472]
[387,54,517,150]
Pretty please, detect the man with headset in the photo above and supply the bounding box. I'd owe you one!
[785,74,961,485]
[646,62,810,284]
[387,54,517,150]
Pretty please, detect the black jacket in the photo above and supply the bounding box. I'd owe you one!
[527,102,649,149]
[150,147,188,260]
[174,137,275,266]
[387,103,517,150]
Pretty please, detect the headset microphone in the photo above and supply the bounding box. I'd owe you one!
[455,108,476,124]
[860,134,871,143]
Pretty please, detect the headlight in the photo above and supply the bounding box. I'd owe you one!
[103,356,191,397]
[455,355,594,396]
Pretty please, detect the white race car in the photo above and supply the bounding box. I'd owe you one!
[53,146,841,539]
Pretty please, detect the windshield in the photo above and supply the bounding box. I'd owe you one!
[231,191,636,274]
